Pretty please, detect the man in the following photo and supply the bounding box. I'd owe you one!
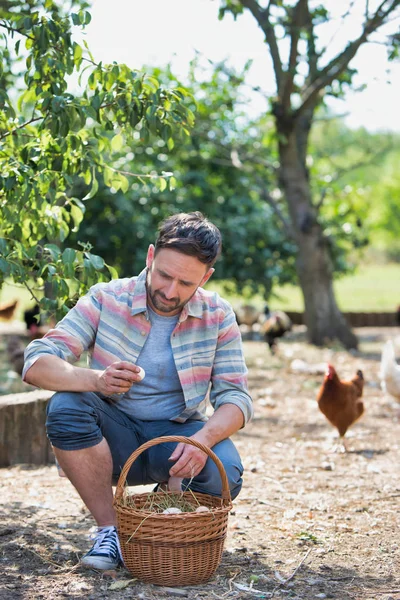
[23,211,253,570]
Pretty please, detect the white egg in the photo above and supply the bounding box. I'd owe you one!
[195,506,210,513]
[162,507,182,514]
[137,367,145,381]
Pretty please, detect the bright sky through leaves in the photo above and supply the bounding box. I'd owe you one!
[80,0,400,132]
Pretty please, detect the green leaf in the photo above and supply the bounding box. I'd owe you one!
[58,220,70,243]
[73,43,83,66]
[144,76,160,92]
[70,204,84,231]
[86,252,105,271]
[106,263,119,279]
[45,244,61,260]
[111,133,123,152]
[83,257,96,279]
[118,174,129,193]
[82,172,99,201]
[41,297,58,311]
[0,239,9,255]
[56,277,70,298]
[0,258,10,275]
[62,248,76,264]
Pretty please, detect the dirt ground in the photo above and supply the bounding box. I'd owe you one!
[1,326,400,600]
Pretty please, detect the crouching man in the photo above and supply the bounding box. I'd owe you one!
[23,211,253,569]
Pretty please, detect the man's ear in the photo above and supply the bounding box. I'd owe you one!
[146,244,155,269]
[200,268,214,287]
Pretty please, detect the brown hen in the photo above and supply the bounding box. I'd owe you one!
[0,299,19,320]
[317,364,364,451]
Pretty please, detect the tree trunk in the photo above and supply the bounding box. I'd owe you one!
[277,116,358,349]
[295,230,358,348]
[0,389,54,467]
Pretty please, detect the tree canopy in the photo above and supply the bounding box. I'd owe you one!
[0,0,193,315]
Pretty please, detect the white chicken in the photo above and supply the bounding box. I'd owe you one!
[379,340,400,402]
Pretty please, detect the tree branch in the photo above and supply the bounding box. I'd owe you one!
[0,20,35,40]
[341,1,357,21]
[316,1,357,61]
[282,0,307,111]
[239,0,284,93]
[313,112,350,123]
[23,281,42,305]
[0,116,43,140]
[296,0,400,116]
[303,1,318,83]
[104,165,171,179]
[0,96,137,141]
[192,129,278,173]
[255,176,295,239]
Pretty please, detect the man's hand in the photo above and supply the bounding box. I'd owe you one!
[168,438,208,479]
[167,405,244,480]
[96,361,144,396]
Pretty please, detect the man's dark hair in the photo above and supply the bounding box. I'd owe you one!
[155,212,222,267]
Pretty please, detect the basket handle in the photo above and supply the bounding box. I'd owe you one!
[114,435,232,504]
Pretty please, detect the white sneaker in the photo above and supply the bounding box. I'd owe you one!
[81,526,122,570]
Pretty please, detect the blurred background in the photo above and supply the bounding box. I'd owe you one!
[1,0,400,383]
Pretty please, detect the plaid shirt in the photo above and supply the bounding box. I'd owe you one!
[23,269,253,424]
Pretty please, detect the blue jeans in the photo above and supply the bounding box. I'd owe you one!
[46,392,244,499]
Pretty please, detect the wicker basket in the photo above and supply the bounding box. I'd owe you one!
[113,435,233,586]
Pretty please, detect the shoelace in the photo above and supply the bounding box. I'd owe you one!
[90,526,120,557]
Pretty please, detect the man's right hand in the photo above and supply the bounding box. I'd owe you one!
[96,361,144,396]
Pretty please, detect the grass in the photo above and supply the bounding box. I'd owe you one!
[207,263,400,312]
[332,264,400,312]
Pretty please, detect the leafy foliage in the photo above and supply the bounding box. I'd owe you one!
[307,120,399,272]
[0,0,193,315]
[68,60,297,299]
[69,58,398,299]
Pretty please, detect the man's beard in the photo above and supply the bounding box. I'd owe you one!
[148,288,183,313]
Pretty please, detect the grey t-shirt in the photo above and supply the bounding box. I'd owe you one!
[115,307,186,420]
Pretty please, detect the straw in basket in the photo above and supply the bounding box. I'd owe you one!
[113,435,233,586]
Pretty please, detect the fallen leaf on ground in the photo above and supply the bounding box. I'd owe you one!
[108,579,137,590]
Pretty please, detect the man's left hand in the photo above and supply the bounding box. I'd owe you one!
[168,439,208,479]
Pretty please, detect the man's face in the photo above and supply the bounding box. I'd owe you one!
[146,246,214,316]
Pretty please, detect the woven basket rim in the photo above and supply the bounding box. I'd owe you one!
[116,504,232,518]
[116,487,230,509]
[115,490,232,518]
